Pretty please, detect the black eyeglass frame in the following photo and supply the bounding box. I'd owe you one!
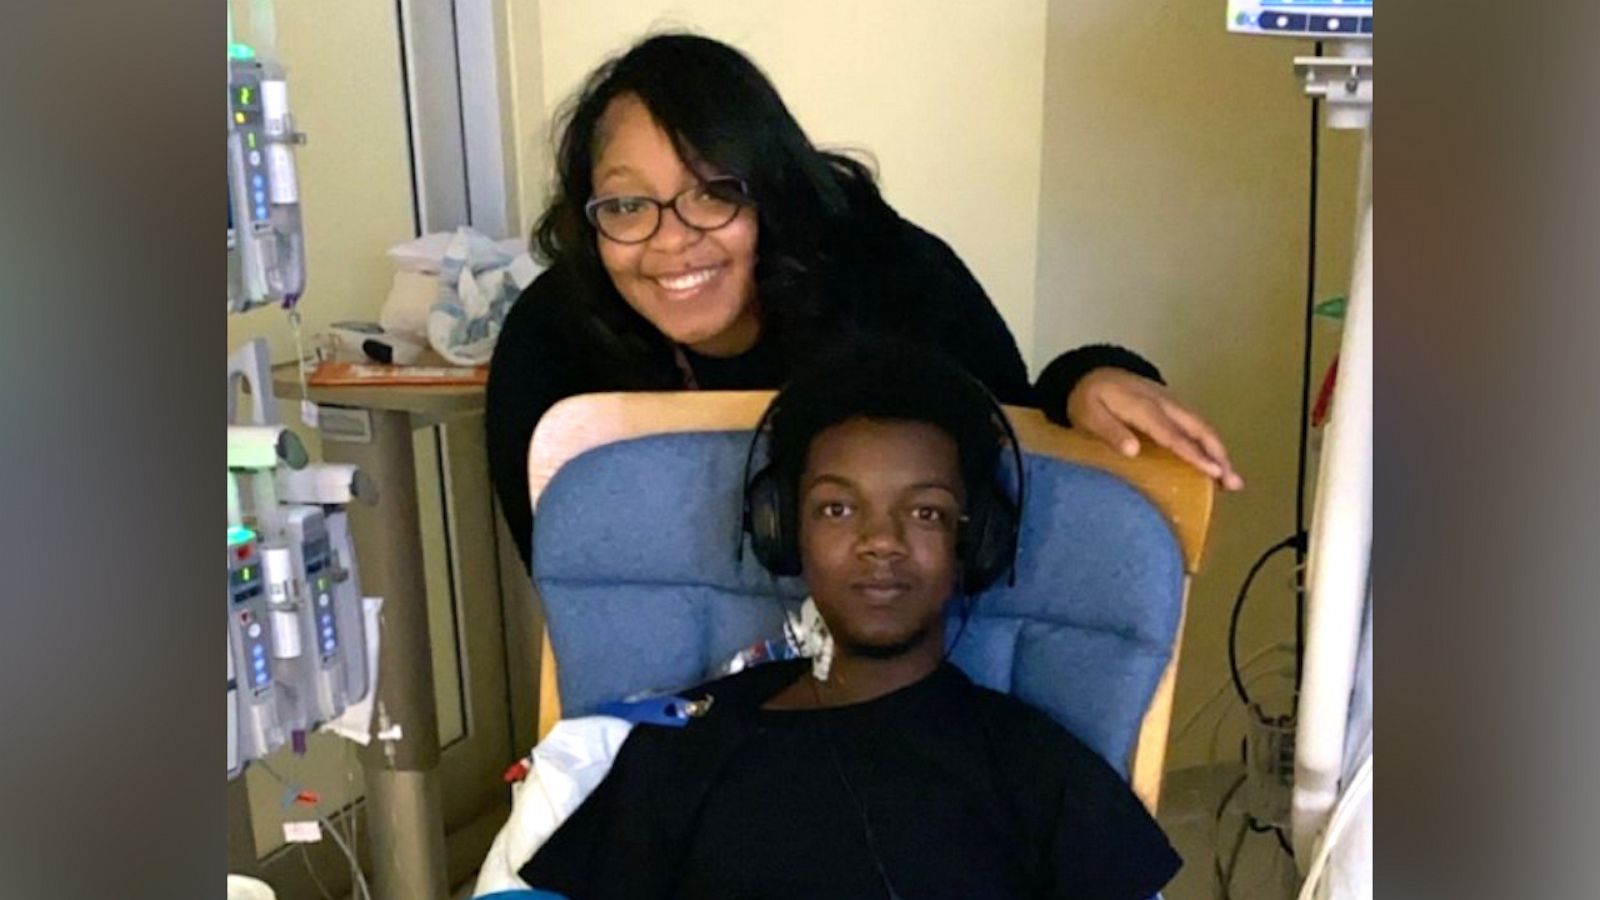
[583,176,753,244]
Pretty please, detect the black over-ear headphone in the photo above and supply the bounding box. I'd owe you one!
[739,377,1027,595]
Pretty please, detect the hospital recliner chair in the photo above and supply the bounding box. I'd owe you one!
[523,391,1214,813]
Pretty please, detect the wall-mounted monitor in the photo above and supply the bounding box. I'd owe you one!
[1227,0,1372,39]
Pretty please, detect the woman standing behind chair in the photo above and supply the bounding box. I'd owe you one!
[488,33,1242,566]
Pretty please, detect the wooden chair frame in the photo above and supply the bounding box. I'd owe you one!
[525,391,1213,812]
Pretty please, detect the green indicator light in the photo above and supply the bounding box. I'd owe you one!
[227,525,257,545]
[229,43,256,61]
[246,133,256,149]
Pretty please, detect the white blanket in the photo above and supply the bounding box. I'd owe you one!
[472,599,830,897]
[471,716,635,897]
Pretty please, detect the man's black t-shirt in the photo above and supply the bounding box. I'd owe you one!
[521,660,1180,899]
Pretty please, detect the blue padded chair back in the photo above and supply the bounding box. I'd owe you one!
[533,430,1184,773]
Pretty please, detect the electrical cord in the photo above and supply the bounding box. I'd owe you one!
[1229,534,1306,708]
[1211,73,1334,893]
[1222,814,1251,900]
[1294,43,1325,687]
[343,738,361,899]
[256,758,375,900]
[766,586,916,900]
[282,751,336,900]
[1215,770,1298,897]
[806,676,904,900]
[768,569,970,900]
[1274,825,1295,859]
[1207,671,1295,765]
[1247,816,1296,860]
[299,842,337,900]
[1212,773,1249,898]
[1173,644,1293,745]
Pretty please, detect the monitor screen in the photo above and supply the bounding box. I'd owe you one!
[1227,0,1372,37]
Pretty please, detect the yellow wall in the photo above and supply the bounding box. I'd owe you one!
[503,0,547,240]
[508,0,1049,360]
[1032,0,1362,769]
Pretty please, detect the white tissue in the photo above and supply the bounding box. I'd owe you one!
[409,227,540,365]
[386,232,528,275]
[379,270,441,343]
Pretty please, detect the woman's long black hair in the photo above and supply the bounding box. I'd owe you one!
[532,33,897,370]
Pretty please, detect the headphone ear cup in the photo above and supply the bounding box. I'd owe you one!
[745,464,801,576]
[959,482,1018,594]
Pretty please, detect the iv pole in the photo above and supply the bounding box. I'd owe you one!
[1290,40,1373,880]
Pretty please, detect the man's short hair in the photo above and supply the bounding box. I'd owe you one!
[766,337,1006,505]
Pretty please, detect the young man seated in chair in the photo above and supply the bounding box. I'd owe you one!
[519,340,1181,899]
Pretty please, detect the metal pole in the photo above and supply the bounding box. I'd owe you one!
[1292,133,1373,865]
[321,407,449,899]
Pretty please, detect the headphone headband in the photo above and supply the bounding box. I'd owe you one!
[737,398,785,564]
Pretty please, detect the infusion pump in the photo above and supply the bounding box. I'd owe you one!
[227,49,305,314]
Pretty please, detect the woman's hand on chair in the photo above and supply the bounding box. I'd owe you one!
[1066,368,1244,491]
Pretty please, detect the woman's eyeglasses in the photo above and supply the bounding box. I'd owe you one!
[584,177,752,244]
